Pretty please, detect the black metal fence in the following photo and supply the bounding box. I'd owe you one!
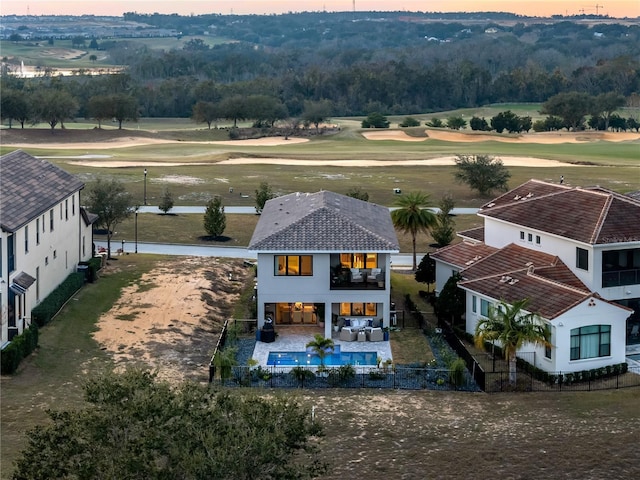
[210,365,479,391]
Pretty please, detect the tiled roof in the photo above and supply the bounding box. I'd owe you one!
[431,241,497,268]
[458,226,484,242]
[248,191,400,252]
[479,180,640,244]
[1,150,84,232]
[459,269,592,319]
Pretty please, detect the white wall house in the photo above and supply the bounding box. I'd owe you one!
[1,151,96,347]
[432,180,639,373]
[248,191,399,339]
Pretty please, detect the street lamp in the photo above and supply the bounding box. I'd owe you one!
[143,169,148,205]
[121,239,125,254]
[134,206,139,253]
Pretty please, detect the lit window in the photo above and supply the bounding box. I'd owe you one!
[570,325,610,360]
[275,255,313,276]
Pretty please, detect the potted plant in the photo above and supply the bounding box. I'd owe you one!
[382,327,390,341]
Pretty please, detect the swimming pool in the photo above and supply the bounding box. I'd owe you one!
[627,353,640,361]
[267,350,378,367]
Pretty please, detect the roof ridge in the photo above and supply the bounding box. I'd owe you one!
[525,269,591,295]
[590,194,612,244]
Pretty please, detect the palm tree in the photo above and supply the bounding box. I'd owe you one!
[391,192,437,270]
[306,334,335,371]
[474,299,551,385]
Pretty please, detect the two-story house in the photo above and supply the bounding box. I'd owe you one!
[1,150,96,347]
[248,191,399,340]
[432,179,639,373]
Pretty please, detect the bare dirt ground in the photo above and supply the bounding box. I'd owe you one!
[92,257,253,384]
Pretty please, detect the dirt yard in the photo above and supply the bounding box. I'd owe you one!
[92,257,253,383]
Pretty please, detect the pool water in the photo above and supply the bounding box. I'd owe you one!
[267,350,378,367]
[627,353,640,361]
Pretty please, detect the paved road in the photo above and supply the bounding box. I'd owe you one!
[138,206,479,215]
[95,240,417,268]
[104,204,477,267]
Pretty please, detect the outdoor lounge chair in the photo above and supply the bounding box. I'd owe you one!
[350,268,364,283]
[366,327,384,342]
[340,327,358,342]
[367,268,382,283]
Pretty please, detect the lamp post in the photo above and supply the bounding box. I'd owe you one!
[121,239,125,254]
[134,207,139,253]
[143,168,148,205]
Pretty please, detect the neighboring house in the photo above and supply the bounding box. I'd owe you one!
[248,191,399,338]
[432,179,639,373]
[0,150,97,347]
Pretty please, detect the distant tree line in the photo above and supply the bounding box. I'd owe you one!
[1,14,639,125]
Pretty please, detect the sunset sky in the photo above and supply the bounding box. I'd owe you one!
[1,1,638,18]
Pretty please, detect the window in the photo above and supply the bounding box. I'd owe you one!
[340,302,377,316]
[340,253,377,269]
[49,209,54,231]
[472,296,477,313]
[65,199,69,220]
[72,195,75,215]
[8,233,15,272]
[535,235,541,245]
[519,231,525,241]
[480,299,490,317]
[527,233,533,243]
[36,218,40,245]
[275,255,313,276]
[53,250,57,259]
[576,247,589,270]
[60,204,63,219]
[82,235,86,257]
[24,225,29,253]
[45,256,49,266]
[544,326,551,359]
[570,325,610,360]
[36,267,40,301]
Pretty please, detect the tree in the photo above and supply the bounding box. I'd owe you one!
[446,116,467,130]
[220,95,248,127]
[306,334,335,371]
[31,89,78,132]
[85,178,133,259]
[204,196,226,238]
[415,253,436,293]
[89,54,97,63]
[158,188,174,214]
[399,116,420,127]
[431,194,456,247]
[247,94,288,127]
[345,186,369,202]
[490,110,521,133]
[591,92,626,131]
[469,116,490,131]
[361,112,390,128]
[426,118,444,128]
[474,299,551,385]
[255,181,275,214]
[541,92,593,130]
[391,192,437,271]
[111,93,139,129]
[302,99,332,133]
[12,369,326,480]
[86,94,112,128]
[453,154,511,197]
[192,100,220,129]
[435,272,465,326]
[0,88,30,128]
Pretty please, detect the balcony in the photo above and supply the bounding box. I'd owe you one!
[330,267,386,290]
[602,268,640,288]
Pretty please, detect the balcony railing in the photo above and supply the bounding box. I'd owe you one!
[330,268,386,290]
[602,268,640,288]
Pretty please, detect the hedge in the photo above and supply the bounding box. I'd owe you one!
[1,324,39,375]
[31,272,85,327]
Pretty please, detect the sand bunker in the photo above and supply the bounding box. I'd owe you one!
[5,136,309,150]
[361,131,427,142]
[424,129,640,144]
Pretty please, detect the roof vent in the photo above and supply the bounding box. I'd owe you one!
[486,202,495,207]
[526,192,533,198]
[514,195,521,200]
[499,276,511,283]
[508,278,519,285]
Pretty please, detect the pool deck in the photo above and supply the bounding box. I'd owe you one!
[252,325,392,371]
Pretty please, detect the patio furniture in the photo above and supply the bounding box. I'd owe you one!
[367,268,382,283]
[350,268,364,283]
[357,331,367,342]
[340,327,358,342]
[367,327,384,342]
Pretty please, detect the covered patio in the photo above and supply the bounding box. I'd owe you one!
[252,325,392,370]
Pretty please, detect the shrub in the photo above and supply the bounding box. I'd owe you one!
[449,358,467,388]
[290,366,315,385]
[399,116,420,127]
[328,364,356,386]
[1,324,39,375]
[31,272,85,327]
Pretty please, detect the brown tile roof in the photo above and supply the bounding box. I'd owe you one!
[479,180,640,244]
[458,226,484,242]
[1,150,84,232]
[459,269,591,319]
[248,191,399,252]
[431,241,498,269]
